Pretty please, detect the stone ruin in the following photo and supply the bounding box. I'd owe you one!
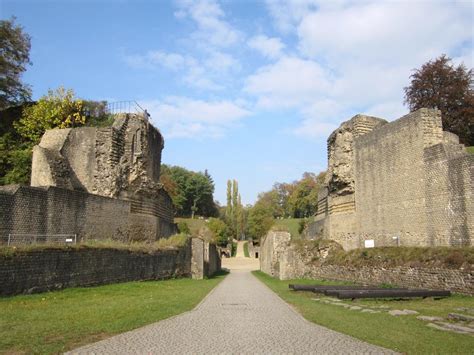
[0,112,175,243]
[307,108,473,250]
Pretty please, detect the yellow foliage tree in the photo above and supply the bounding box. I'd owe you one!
[15,87,86,143]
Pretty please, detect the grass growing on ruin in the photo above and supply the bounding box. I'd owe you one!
[174,217,207,236]
[273,218,304,238]
[243,241,249,257]
[0,272,227,354]
[466,146,474,154]
[253,271,474,354]
[325,245,474,269]
[0,234,190,257]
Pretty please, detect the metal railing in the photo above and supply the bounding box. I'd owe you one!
[6,234,77,246]
[106,101,147,116]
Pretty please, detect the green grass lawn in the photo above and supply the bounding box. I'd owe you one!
[467,146,474,154]
[273,218,304,238]
[253,271,474,354]
[0,273,226,354]
[243,241,249,257]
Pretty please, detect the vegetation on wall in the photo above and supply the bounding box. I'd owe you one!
[15,87,87,143]
[0,87,111,185]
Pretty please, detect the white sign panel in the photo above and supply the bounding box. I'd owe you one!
[364,239,375,248]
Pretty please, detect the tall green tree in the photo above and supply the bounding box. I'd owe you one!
[247,196,274,241]
[159,164,218,218]
[226,179,232,220]
[207,217,230,246]
[287,172,320,218]
[0,17,32,110]
[404,55,474,145]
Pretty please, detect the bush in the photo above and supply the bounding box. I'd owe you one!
[177,221,190,235]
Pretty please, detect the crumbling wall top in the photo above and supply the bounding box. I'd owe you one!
[326,114,387,196]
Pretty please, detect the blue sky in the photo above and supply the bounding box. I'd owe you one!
[2,0,472,205]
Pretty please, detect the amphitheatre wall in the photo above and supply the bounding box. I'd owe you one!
[1,113,175,243]
[309,108,473,249]
[260,231,473,295]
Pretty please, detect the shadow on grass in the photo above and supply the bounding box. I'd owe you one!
[207,269,230,279]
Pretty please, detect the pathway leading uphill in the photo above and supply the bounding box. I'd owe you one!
[70,255,395,354]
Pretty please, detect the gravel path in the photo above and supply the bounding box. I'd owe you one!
[69,261,395,354]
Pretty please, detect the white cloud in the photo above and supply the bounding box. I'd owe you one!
[175,0,242,47]
[253,0,473,138]
[265,0,318,34]
[297,1,472,66]
[141,97,251,138]
[248,35,285,59]
[122,50,187,71]
[204,50,240,73]
[245,56,332,108]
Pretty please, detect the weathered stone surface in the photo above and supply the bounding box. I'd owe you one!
[417,316,444,322]
[455,307,474,314]
[0,237,221,296]
[427,322,474,334]
[1,113,175,243]
[361,309,380,313]
[389,309,419,316]
[448,313,474,322]
[308,108,473,249]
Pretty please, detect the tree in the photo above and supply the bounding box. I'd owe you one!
[287,172,320,218]
[0,17,32,110]
[159,164,218,217]
[247,197,274,241]
[224,179,244,239]
[15,87,86,143]
[404,55,474,145]
[207,217,230,246]
[226,180,232,220]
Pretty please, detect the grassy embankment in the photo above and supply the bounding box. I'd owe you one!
[0,273,226,354]
[174,217,207,236]
[254,271,474,354]
[0,234,189,257]
[272,218,304,239]
[243,241,249,257]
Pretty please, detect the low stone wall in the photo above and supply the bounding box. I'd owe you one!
[260,231,473,295]
[0,237,222,296]
[0,246,191,297]
[290,264,473,296]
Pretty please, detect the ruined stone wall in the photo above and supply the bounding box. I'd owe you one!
[353,110,430,247]
[308,108,473,249]
[26,113,175,240]
[191,238,221,279]
[260,232,473,295]
[0,185,174,243]
[424,141,474,246]
[260,231,291,278]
